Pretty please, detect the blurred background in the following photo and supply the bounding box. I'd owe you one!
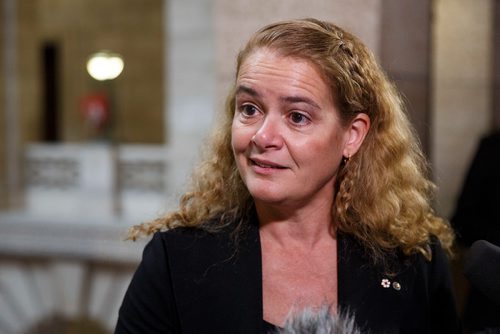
[0,0,498,333]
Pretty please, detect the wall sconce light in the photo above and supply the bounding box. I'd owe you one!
[86,51,124,81]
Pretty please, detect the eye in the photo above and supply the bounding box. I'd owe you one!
[239,104,259,117]
[288,111,311,126]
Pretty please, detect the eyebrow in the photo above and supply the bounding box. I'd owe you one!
[235,85,260,97]
[235,85,320,110]
[281,96,320,110]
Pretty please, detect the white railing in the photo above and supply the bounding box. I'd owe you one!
[23,143,171,224]
[0,143,171,333]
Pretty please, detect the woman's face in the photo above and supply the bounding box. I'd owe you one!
[231,48,368,209]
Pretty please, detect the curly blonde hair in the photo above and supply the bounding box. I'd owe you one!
[129,18,454,261]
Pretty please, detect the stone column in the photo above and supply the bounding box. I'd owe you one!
[380,0,432,155]
[163,0,216,204]
[432,0,493,217]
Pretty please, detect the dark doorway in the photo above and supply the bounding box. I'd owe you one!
[41,42,60,142]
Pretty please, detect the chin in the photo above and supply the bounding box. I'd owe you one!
[248,189,288,206]
[243,179,292,205]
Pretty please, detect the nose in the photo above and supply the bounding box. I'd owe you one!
[251,114,283,149]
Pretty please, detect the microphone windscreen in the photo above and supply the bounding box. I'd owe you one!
[464,240,500,305]
[278,306,362,334]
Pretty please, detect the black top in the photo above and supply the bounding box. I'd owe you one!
[451,132,500,331]
[262,320,278,333]
[115,217,460,333]
[452,131,500,247]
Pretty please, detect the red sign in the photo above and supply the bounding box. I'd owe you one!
[80,93,109,129]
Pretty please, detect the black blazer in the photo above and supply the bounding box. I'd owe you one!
[116,219,460,333]
[452,131,500,247]
[451,132,500,331]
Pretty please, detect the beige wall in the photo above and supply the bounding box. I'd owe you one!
[17,0,164,144]
[18,1,40,144]
[213,0,382,107]
[380,0,432,154]
[432,0,493,217]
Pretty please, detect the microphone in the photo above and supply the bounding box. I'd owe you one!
[276,306,362,334]
[464,240,500,305]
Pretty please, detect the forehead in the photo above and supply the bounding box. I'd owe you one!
[236,49,332,97]
[238,48,322,77]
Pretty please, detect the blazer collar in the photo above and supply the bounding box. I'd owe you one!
[167,218,263,334]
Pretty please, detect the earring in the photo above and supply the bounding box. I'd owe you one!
[343,154,351,164]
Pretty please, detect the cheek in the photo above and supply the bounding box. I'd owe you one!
[291,130,345,165]
[230,124,239,154]
[231,123,249,155]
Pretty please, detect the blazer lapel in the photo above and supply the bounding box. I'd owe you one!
[337,233,413,333]
[337,233,375,313]
[166,221,263,334]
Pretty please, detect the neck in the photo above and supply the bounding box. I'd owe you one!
[255,197,336,248]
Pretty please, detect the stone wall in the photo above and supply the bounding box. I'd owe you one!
[380,0,432,154]
[0,1,5,209]
[213,0,382,108]
[16,0,164,144]
[432,0,493,217]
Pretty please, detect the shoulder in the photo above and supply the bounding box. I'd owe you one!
[144,225,228,265]
[131,223,240,292]
[394,236,452,288]
[156,225,221,248]
[150,219,259,274]
[399,237,460,332]
[423,237,455,296]
[476,131,500,157]
[148,220,263,333]
[338,234,460,333]
[153,221,242,257]
[117,218,262,333]
[417,237,451,277]
[425,237,461,331]
[339,233,449,271]
[391,236,451,280]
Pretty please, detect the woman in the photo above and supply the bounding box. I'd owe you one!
[116,18,459,333]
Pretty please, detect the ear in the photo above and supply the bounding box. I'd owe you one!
[343,113,370,158]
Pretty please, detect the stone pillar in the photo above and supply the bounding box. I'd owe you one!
[164,0,216,203]
[380,0,432,155]
[0,0,5,209]
[432,0,493,217]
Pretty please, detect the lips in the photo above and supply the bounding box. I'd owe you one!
[250,158,287,169]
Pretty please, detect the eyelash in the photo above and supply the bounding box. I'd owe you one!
[239,104,260,117]
[288,111,311,126]
[236,102,312,127]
